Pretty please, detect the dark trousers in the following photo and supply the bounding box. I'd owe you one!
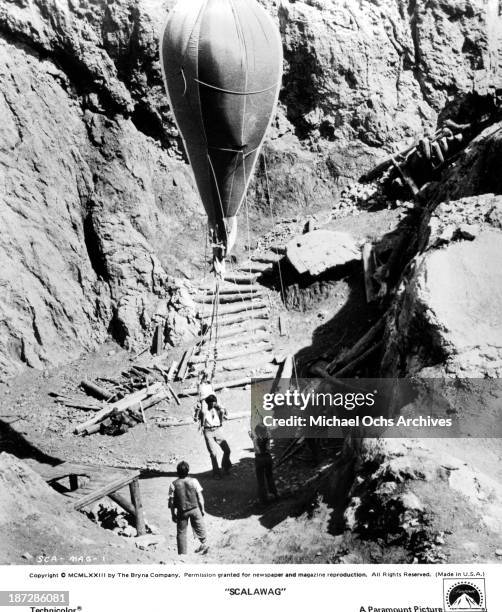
[255,453,278,503]
[176,507,206,555]
[203,427,231,475]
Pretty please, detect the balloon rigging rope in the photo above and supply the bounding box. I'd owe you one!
[193,79,278,96]
[242,153,255,325]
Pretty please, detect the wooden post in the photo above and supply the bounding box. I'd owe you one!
[109,491,136,516]
[279,314,288,337]
[362,243,377,303]
[80,380,114,401]
[129,478,146,536]
[154,324,164,355]
[69,474,79,491]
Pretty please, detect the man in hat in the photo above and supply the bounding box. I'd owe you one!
[249,423,279,505]
[195,383,231,478]
[168,460,208,555]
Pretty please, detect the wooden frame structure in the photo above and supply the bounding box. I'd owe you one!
[35,462,146,535]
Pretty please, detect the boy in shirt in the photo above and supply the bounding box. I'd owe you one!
[168,460,208,555]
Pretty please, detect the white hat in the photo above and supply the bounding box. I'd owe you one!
[199,382,215,401]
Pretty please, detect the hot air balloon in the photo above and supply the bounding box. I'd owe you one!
[160,0,283,276]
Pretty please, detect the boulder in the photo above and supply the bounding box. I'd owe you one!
[286,230,360,276]
[383,223,502,377]
[409,230,502,372]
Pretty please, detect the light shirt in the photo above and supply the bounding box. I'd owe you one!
[201,404,222,428]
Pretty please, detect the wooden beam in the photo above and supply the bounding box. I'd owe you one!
[177,377,251,397]
[199,299,267,318]
[217,329,270,347]
[331,341,384,378]
[223,273,258,284]
[129,478,147,536]
[73,472,139,510]
[327,317,385,374]
[194,291,263,304]
[74,383,163,434]
[191,343,272,364]
[80,380,114,401]
[199,285,262,296]
[167,361,179,381]
[166,383,180,406]
[153,323,164,355]
[279,314,288,337]
[216,322,268,339]
[108,491,136,516]
[215,309,269,327]
[176,347,195,381]
[362,243,377,303]
[69,474,79,491]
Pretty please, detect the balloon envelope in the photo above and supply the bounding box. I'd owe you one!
[160,0,283,255]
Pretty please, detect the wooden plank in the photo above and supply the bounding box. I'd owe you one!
[37,464,97,482]
[279,314,288,337]
[80,388,170,436]
[216,322,268,340]
[223,273,258,284]
[153,323,164,356]
[217,330,270,347]
[73,472,139,511]
[167,360,179,381]
[74,383,163,434]
[194,291,263,304]
[199,285,262,296]
[191,342,272,364]
[166,382,180,406]
[177,377,251,397]
[129,478,147,536]
[69,474,79,491]
[108,491,136,516]
[176,346,195,381]
[362,243,377,304]
[214,309,269,328]
[330,341,383,378]
[80,380,114,401]
[327,317,385,375]
[237,261,273,273]
[199,299,266,318]
[251,253,283,264]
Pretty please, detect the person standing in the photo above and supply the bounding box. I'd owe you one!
[168,460,208,555]
[249,423,279,505]
[195,383,232,478]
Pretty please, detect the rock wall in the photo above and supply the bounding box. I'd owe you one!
[0,0,497,378]
[381,124,502,379]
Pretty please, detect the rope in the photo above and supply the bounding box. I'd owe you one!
[193,78,279,96]
[242,152,256,326]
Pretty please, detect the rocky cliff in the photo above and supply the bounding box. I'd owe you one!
[0,0,498,379]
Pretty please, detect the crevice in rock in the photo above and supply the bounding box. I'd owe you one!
[83,214,109,281]
[108,311,129,346]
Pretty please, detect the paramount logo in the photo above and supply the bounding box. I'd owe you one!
[443,579,487,611]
